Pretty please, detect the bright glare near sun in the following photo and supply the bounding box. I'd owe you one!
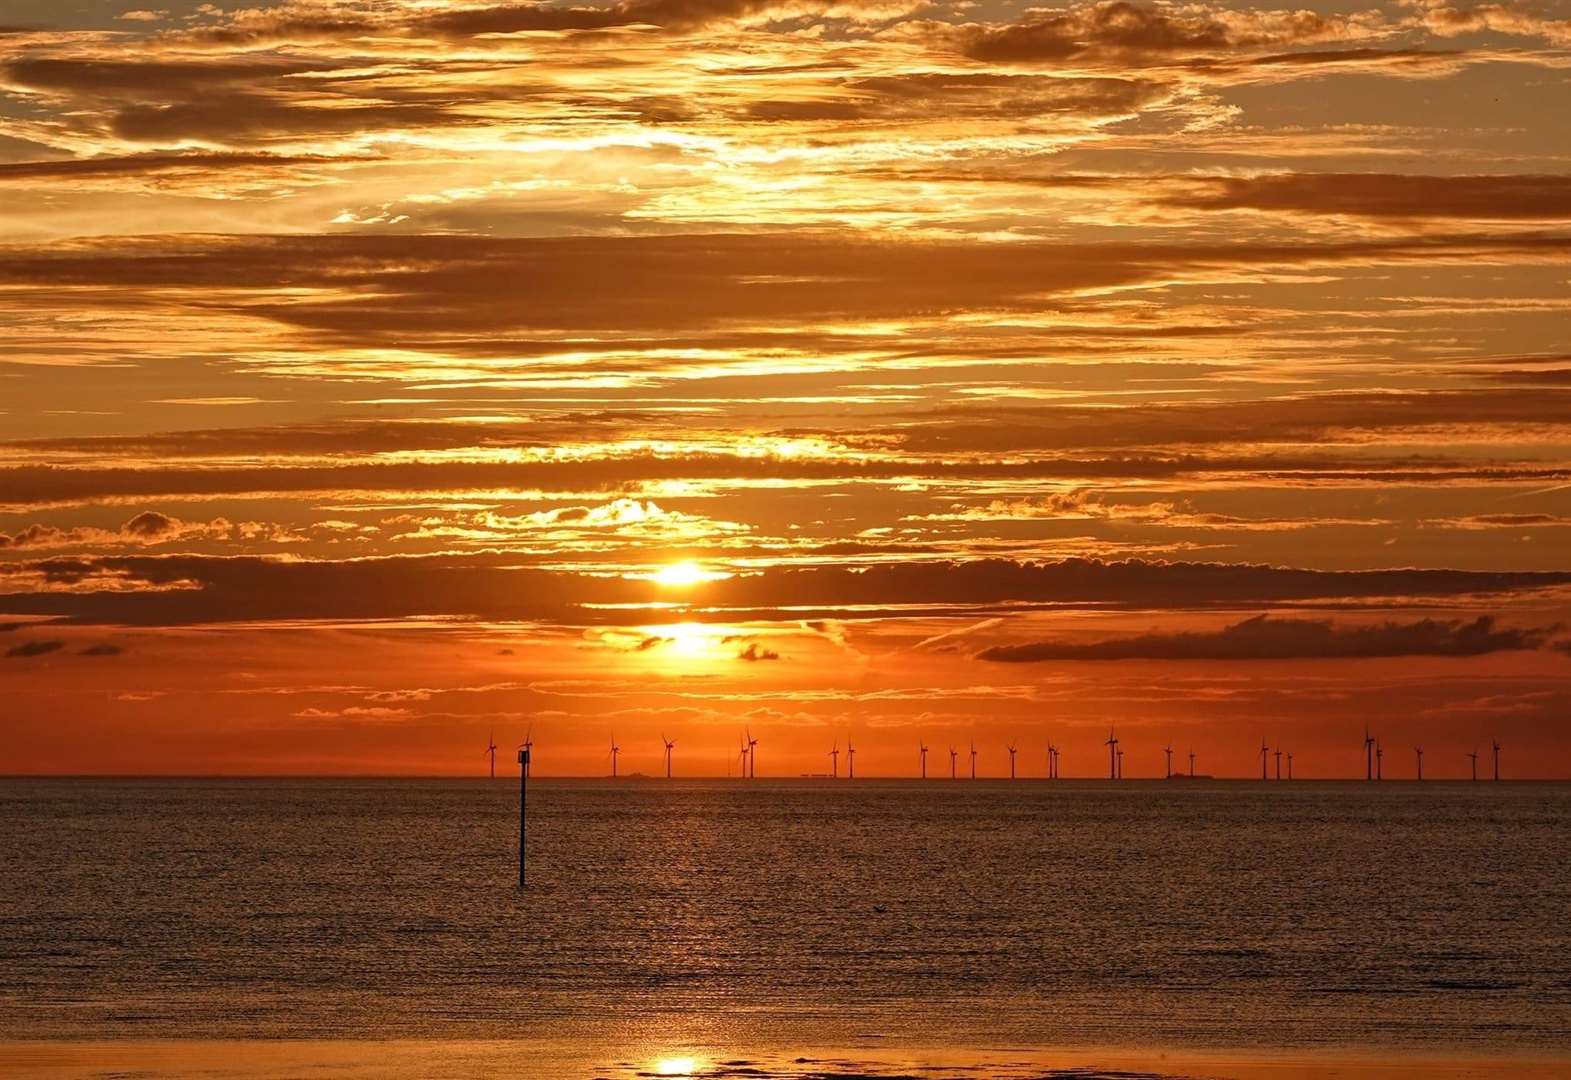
[655,1056,698,1075]
[650,561,731,587]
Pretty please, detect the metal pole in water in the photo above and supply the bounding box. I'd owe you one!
[517,747,530,887]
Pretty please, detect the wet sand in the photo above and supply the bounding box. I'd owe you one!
[2,1041,1566,1080]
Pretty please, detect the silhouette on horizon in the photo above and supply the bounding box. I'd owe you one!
[1007,741,1018,780]
[1415,745,1423,782]
[829,739,840,779]
[662,733,676,779]
[1492,737,1502,781]
[1364,726,1376,781]
[969,740,977,780]
[949,745,958,779]
[1468,748,1479,782]
[919,740,929,780]
[1105,727,1119,781]
[609,734,620,778]
[1163,744,1173,780]
[485,729,497,779]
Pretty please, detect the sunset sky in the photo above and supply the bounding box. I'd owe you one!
[2,0,1569,777]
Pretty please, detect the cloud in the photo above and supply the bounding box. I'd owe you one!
[1159,173,1571,221]
[949,1,1383,65]
[6,640,65,658]
[0,511,297,549]
[2,232,1566,358]
[78,643,125,656]
[0,152,363,184]
[2,554,1569,627]
[736,642,780,661]
[976,614,1559,662]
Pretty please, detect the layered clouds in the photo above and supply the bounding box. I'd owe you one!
[1,0,1569,774]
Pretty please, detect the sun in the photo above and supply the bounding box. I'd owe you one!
[655,1057,698,1076]
[651,561,727,587]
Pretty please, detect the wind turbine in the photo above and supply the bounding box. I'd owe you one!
[919,740,929,780]
[1274,746,1282,781]
[1105,727,1119,780]
[829,739,840,779]
[737,735,750,779]
[1163,744,1173,780]
[1376,738,1383,781]
[847,737,856,779]
[1286,751,1294,781]
[1047,742,1059,779]
[1260,738,1269,781]
[662,733,676,779]
[747,728,758,779]
[949,745,958,779]
[1467,748,1478,781]
[1491,737,1502,781]
[1006,742,1017,780]
[1364,725,1376,781]
[1188,747,1195,778]
[1116,747,1123,780]
[519,727,533,778]
[969,740,978,779]
[1414,745,1423,782]
[609,734,620,779]
[485,729,498,779]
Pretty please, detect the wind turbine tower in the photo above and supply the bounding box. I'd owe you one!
[1274,746,1282,781]
[486,729,498,779]
[747,729,758,778]
[1492,737,1502,781]
[1007,742,1017,780]
[610,734,620,779]
[847,737,856,779]
[1415,745,1423,781]
[969,741,978,779]
[1105,728,1119,780]
[829,740,840,779]
[1364,726,1376,781]
[662,733,676,779]
[919,740,929,780]
[949,745,958,779]
[1467,748,1478,782]
[1163,744,1173,780]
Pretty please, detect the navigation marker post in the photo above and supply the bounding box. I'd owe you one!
[518,747,530,887]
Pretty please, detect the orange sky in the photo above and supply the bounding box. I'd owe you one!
[1,0,1569,776]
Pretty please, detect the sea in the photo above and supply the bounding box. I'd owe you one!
[2,778,1569,1076]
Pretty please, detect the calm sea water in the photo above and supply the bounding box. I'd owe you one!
[2,778,1569,1059]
